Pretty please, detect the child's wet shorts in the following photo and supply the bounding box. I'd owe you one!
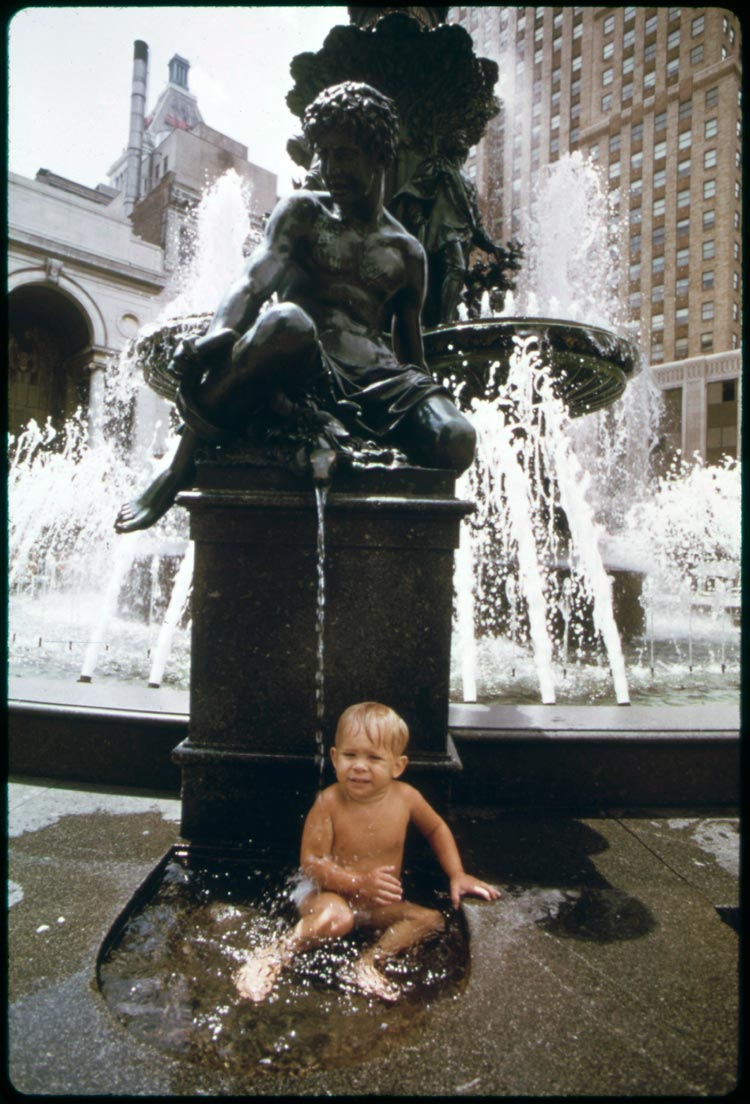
[289,873,319,909]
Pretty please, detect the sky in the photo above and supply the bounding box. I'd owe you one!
[8,5,350,195]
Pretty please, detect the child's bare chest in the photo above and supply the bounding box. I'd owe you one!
[331,797,410,865]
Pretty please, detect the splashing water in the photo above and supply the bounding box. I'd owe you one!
[460,336,631,704]
[164,169,256,320]
[511,151,625,332]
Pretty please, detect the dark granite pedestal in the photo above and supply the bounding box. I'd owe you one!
[172,457,472,848]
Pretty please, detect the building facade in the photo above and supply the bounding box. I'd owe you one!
[8,44,278,443]
[451,5,742,464]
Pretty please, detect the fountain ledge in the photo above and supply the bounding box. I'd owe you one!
[8,677,739,811]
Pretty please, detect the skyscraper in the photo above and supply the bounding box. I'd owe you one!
[451,6,742,463]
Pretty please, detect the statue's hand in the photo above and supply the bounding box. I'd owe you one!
[164,337,202,393]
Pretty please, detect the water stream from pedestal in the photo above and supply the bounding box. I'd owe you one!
[313,483,329,785]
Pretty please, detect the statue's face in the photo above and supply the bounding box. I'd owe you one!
[315,126,381,211]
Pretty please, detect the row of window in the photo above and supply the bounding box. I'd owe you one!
[602,9,734,42]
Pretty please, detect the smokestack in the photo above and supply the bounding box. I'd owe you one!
[124,40,149,217]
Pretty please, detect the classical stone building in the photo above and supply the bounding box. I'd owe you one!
[8,42,277,442]
[451,5,742,465]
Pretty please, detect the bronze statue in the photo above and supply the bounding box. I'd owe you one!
[392,151,504,328]
[115,82,476,534]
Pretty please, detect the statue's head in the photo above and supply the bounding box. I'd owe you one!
[302,82,400,167]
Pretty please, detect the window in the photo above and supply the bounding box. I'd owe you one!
[609,134,621,153]
[602,67,613,86]
[678,130,692,150]
[623,28,635,49]
[668,29,680,49]
[652,313,664,331]
[653,255,665,274]
[573,21,582,39]
[678,187,691,207]
[630,177,642,197]
[703,210,715,230]
[623,55,635,75]
[609,160,621,180]
[733,272,739,290]
[631,150,643,172]
[653,197,666,218]
[704,149,717,169]
[651,284,664,302]
[654,168,667,189]
[702,271,715,290]
[629,261,641,281]
[701,302,714,321]
[692,14,705,36]
[654,140,667,160]
[552,67,561,85]
[678,157,691,177]
[703,179,716,200]
[553,35,562,52]
[705,86,719,109]
[630,232,641,253]
[624,7,636,23]
[705,118,718,140]
[655,111,667,132]
[679,99,693,120]
[534,47,543,64]
[677,217,690,235]
[676,248,689,267]
[572,54,582,72]
[630,206,642,224]
[631,122,644,143]
[675,339,689,358]
[630,291,641,310]
[602,93,613,112]
[622,83,633,103]
[676,277,689,297]
[644,42,657,64]
[675,307,689,325]
[604,14,615,35]
[551,114,560,131]
[690,44,704,65]
[645,14,658,35]
[702,240,715,260]
[550,136,559,156]
[644,70,656,91]
[603,41,614,60]
[667,58,680,81]
[701,333,713,351]
[652,226,666,247]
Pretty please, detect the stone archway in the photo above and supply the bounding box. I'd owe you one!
[8,283,93,437]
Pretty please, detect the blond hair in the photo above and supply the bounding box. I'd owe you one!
[335,702,409,757]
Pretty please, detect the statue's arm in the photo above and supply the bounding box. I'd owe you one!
[391,239,428,369]
[199,195,313,350]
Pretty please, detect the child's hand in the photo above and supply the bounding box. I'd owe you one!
[356,865,403,906]
[449,872,501,909]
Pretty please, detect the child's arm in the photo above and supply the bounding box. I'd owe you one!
[408,788,501,908]
[299,791,403,905]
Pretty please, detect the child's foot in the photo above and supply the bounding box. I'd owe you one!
[234,948,283,1002]
[344,959,401,1003]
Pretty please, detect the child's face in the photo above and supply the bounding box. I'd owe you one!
[330,725,407,801]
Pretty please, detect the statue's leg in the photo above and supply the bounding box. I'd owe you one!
[439,240,467,324]
[390,393,476,475]
[198,303,320,426]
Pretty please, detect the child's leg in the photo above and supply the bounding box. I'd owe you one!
[234,892,354,1002]
[350,901,445,1001]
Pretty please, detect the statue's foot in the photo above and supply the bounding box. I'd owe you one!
[114,469,182,533]
[234,948,284,1002]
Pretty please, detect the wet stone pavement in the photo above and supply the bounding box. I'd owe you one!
[7,779,740,1097]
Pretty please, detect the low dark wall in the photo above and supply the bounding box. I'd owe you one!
[8,701,740,811]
